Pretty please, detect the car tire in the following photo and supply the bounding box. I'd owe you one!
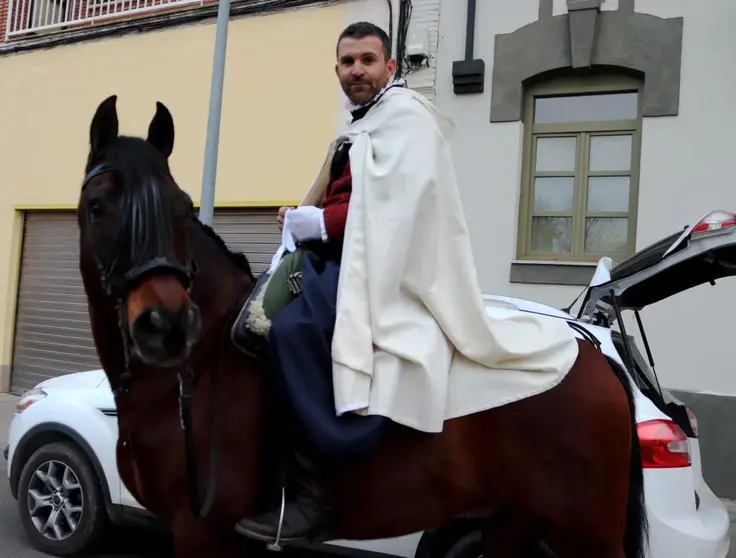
[443,530,556,558]
[17,441,108,556]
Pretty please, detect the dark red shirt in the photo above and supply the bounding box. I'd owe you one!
[321,157,352,240]
[319,101,376,241]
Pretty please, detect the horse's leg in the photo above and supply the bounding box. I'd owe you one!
[170,513,244,558]
[482,510,541,558]
[549,537,626,558]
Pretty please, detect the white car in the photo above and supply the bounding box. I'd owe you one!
[5,211,735,558]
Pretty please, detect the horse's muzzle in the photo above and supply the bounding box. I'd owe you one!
[129,301,202,367]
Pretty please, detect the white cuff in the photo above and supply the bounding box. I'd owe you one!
[281,213,297,252]
[319,209,328,242]
[268,245,286,274]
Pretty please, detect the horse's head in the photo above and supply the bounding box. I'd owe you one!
[78,95,202,368]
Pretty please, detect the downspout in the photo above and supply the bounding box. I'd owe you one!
[451,0,485,94]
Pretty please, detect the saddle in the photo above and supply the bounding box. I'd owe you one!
[231,249,305,360]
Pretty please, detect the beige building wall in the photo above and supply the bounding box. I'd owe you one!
[0,3,346,389]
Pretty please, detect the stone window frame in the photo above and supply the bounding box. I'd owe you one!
[495,1,684,286]
[516,71,644,267]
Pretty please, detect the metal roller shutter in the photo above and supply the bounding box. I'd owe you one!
[10,211,100,394]
[10,207,281,394]
[212,208,282,274]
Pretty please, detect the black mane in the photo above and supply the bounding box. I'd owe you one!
[92,135,255,280]
[192,217,254,278]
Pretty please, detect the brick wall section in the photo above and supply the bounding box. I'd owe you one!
[0,0,8,42]
[0,0,221,44]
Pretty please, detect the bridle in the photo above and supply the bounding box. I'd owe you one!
[82,163,198,304]
[81,162,218,519]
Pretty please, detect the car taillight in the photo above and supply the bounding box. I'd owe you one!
[638,419,691,469]
[691,210,736,235]
[686,407,698,438]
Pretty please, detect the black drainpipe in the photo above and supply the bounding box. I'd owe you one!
[452,0,485,94]
[395,0,412,79]
[386,0,394,55]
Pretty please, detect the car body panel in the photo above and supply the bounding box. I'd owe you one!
[7,385,122,506]
[644,464,730,558]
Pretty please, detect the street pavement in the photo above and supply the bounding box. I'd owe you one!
[1,393,736,557]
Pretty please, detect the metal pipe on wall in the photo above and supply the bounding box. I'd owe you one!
[464,0,476,60]
[198,0,232,226]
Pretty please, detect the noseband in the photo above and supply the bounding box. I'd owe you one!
[81,163,199,303]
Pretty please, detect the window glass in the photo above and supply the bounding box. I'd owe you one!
[534,92,638,124]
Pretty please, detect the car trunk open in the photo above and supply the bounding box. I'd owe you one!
[580,223,736,321]
[574,211,736,442]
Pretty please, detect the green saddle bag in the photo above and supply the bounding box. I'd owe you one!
[231,249,305,359]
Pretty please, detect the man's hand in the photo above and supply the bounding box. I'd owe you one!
[283,206,327,244]
[277,206,295,231]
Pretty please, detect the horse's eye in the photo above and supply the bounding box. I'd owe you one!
[87,199,104,218]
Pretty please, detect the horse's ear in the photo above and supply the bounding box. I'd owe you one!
[89,95,119,157]
[147,101,175,158]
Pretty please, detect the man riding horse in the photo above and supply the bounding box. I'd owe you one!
[233,21,400,542]
[232,20,580,545]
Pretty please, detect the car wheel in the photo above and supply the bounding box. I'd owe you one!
[17,441,108,556]
[443,530,556,558]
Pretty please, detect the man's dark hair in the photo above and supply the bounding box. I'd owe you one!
[336,21,392,61]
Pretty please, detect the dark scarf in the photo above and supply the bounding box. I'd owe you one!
[330,80,406,180]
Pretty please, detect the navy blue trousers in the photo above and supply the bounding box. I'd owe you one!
[267,250,389,462]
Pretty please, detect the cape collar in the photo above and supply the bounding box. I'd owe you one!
[346,77,407,121]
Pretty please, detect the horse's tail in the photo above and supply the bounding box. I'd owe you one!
[606,355,649,558]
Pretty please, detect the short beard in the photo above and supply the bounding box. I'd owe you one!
[343,82,382,106]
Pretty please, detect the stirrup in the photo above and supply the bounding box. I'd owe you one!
[266,486,287,552]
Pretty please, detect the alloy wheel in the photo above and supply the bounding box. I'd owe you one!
[26,459,85,541]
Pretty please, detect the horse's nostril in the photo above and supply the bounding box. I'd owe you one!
[130,303,201,364]
[149,310,164,330]
[133,308,169,340]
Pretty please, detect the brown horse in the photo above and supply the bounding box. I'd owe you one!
[77,95,648,558]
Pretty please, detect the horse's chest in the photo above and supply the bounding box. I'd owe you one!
[116,437,150,507]
[116,412,183,515]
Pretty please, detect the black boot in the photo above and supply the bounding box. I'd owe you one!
[234,451,333,543]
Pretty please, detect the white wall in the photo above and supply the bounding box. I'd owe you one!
[433,0,736,394]
[340,0,441,111]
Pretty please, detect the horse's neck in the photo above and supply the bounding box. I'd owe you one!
[188,227,254,346]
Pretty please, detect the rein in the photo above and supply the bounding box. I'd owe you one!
[81,162,221,519]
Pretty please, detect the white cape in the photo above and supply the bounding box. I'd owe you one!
[283,86,580,433]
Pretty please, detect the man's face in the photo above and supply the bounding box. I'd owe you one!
[335,35,397,105]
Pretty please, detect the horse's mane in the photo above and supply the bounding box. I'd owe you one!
[192,217,254,278]
[96,136,256,281]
